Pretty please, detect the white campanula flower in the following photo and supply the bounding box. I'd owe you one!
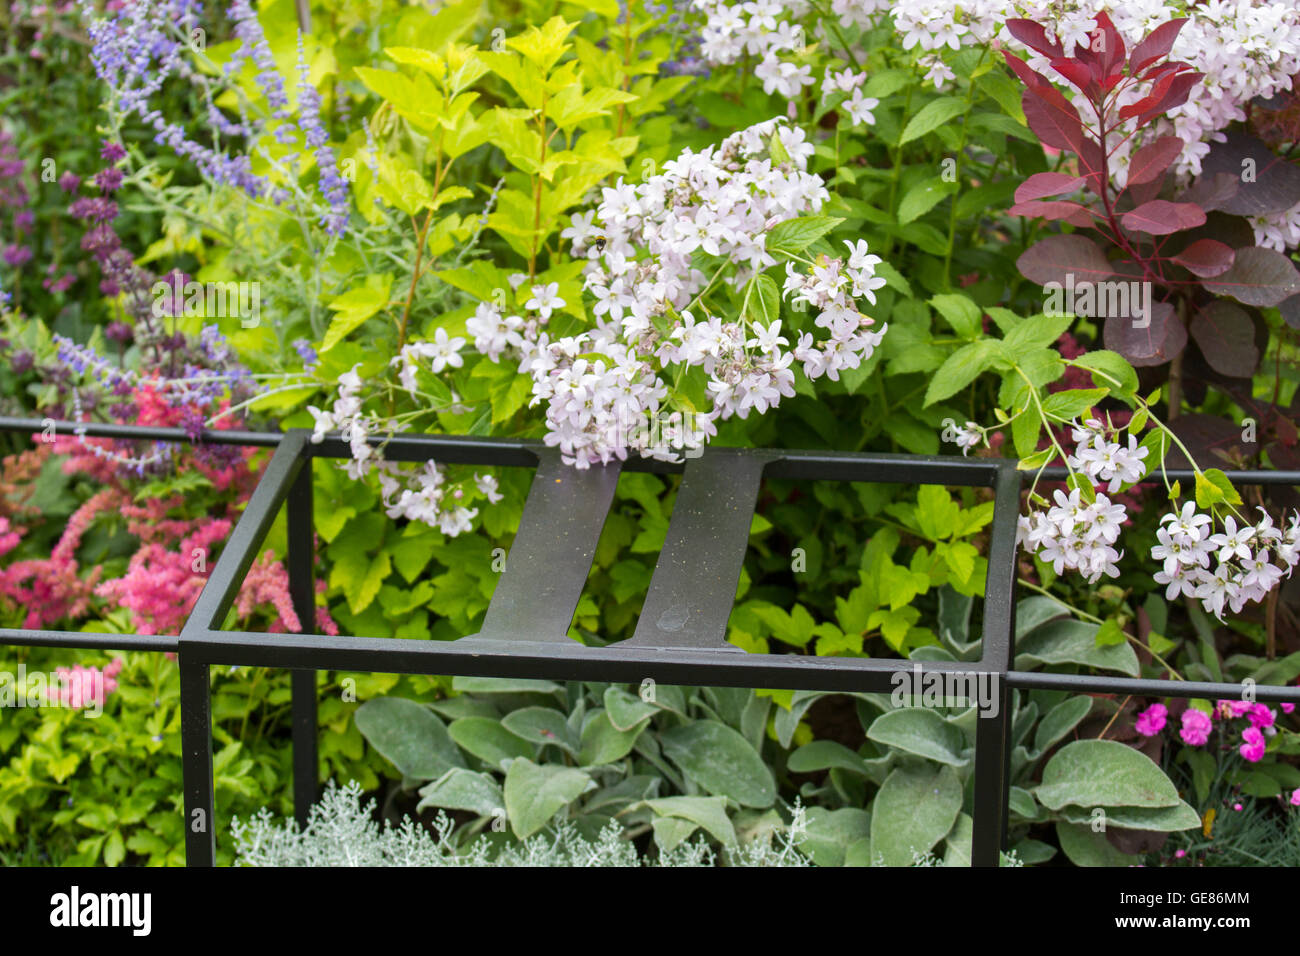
[525,283,566,321]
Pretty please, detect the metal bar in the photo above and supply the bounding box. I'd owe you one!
[623,450,776,650]
[183,431,307,637]
[0,630,177,653]
[971,461,1020,867]
[1006,670,1300,702]
[287,449,318,826]
[0,416,283,447]
[765,450,1001,486]
[180,657,215,867]
[1038,466,1300,486]
[479,450,621,643]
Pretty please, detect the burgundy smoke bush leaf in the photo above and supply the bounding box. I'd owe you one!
[1125,136,1184,186]
[1002,51,1054,98]
[1170,239,1234,278]
[1119,200,1206,235]
[1049,57,1096,95]
[1199,132,1300,217]
[1015,172,1087,202]
[1165,413,1251,469]
[1118,69,1200,123]
[1007,199,1095,227]
[1076,138,1108,195]
[1017,234,1116,286]
[1092,11,1126,78]
[1005,19,1064,59]
[1179,171,1240,213]
[1022,87,1087,153]
[1102,301,1184,367]
[1281,293,1300,331]
[1201,246,1300,307]
[1129,18,1189,74]
[1190,301,1260,378]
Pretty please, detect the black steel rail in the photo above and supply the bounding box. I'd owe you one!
[0,416,1297,869]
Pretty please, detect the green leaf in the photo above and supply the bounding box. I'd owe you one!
[660,720,776,808]
[870,764,963,866]
[924,339,1006,406]
[928,293,981,339]
[1033,696,1092,755]
[578,709,643,765]
[1036,739,1182,810]
[1070,350,1138,399]
[1057,801,1201,832]
[1056,821,1137,867]
[800,807,872,867]
[603,686,658,731]
[742,273,781,325]
[866,708,968,766]
[354,697,465,781]
[451,676,561,695]
[898,178,955,225]
[765,215,844,256]
[416,768,504,817]
[900,97,967,145]
[501,706,579,755]
[1094,616,1126,647]
[503,759,590,839]
[1195,468,1243,509]
[643,796,736,846]
[787,740,870,776]
[1041,387,1109,421]
[321,274,394,353]
[447,717,532,769]
[1016,619,1140,676]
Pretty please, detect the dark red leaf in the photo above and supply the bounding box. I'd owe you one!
[1017,234,1116,286]
[1169,239,1234,278]
[1005,19,1064,59]
[1103,301,1184,367]
[1281,293,1300,330]
[1007,199,1096,227]
[1147,71,1202,119]
[1201,246,1300,307]
[1049,57,1096,95]
[1118,70,1179,120]
[1179,171,1241,213]
[1022,87,1087,153]
[1002,51,1050,93]
[1129,18,1188,74]
[1076,138,1108,196]
[1125,136,1184,186]
[1120,200,1206,235]
[1190,300,1260,378]
[1199,132,1300,217]
[1015,172,1087,202]
[1093,11,1126,78]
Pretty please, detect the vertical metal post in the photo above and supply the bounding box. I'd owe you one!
[180,656,216,867]
[288,452,318,827]
[971,462,1020,867]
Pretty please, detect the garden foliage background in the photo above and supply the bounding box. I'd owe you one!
[1,0,1300,866]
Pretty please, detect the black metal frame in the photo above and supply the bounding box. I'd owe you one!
[2,416,1298,868]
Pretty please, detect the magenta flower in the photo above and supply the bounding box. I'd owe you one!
[1248,704,1276,731]
[1135,702,1168,736]
[1180,708,1212,746]
[1239,726,1266,763]
[1291,788,1300,807]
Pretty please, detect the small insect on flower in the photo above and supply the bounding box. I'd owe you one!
[591,235,607,255]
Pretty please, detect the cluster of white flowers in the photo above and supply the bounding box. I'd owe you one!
[883,1,1300,245]
[1018,487,1128,584]
[1152,502,1300,619]
[306,364,492,534]
[1064,418,1148,493]
[550,118,888,466]
[1017,418,1147,583]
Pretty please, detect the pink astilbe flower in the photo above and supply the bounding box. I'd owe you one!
[1180,708,1212,746]
[314,577,338,636]
[0,487,118,627]
[45,658,123,709]
[237,550,301,633]
[96,518,232,635]
[1291,788,1300,807]
[1239,726,1267,763]
[0,517,21,557]
[1135,703,1167,737]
